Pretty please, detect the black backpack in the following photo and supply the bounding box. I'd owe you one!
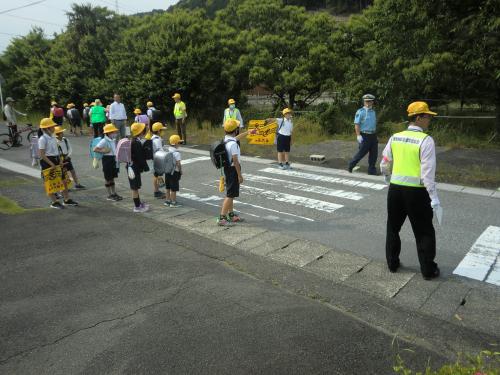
[151,109,162,122]
[210,139,235,169]
[142,139,154,160]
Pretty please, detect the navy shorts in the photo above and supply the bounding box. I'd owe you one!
[102,155,118,181]
[224,166,239,198]
[276,134,291,152]
[166,171,181,192]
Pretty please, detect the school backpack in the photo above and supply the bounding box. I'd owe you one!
[210,139,235,169]
[151,109,162,122]
[53,107,64,117]
[70,108,81,120]
[142,139,154,160]
[89,137,103,160]
[116,137,132,163]
[136,114,149,124]
[153,149,176,175]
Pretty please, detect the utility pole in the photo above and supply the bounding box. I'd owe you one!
[115,0,119,13]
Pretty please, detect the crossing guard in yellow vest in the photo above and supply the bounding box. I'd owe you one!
[223,99,244,133]
[172,93,187,144]
[380,101,441,280]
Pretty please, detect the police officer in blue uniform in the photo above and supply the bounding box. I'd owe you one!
[348,94,378,175]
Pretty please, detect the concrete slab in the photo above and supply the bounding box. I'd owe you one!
[214,225,268,246]
[420,279,472,320]
[268,240,330,268]
[304,250,370,282]
[492,190,500,199]
[166,211,212,228]
[344,262,415,299]
[191,218,230,235]
[392,274,442,309]
[238,231,296,255]
[455,286,500,334]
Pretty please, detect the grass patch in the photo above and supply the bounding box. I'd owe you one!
[437,163,500,189]
[394,350,500,374]
[0,195,46,215]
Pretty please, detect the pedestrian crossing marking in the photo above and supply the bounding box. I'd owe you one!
[243,173,366,201]
[179,190,314,222]
[259,167,386,191]
[240,185,343,213]
[453,226,500,286]
[182,156,211,165]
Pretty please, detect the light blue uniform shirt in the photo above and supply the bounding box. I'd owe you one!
[354,107,377,133]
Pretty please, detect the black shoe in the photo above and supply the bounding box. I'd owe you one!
[423,267,440,280]
[112,194,123,201]
[347,166,353,173]
[388,261,401,273]
[154,191,166,199]
[12,143,22,147]
[63,199,79,206]
[74,184,86,189]
[50,201,64,209]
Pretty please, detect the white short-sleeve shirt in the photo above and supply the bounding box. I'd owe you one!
[276,118,293,136]
[96,136,116,156]
[152,135,163,154]
[38,133,59,156]
[224,135,240,166]
[168,146,182,172]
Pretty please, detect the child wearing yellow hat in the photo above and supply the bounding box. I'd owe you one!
[129,122,150,213]
[54,126,85,189]
[38,118,78,209]
[93,124,123,201]
[164,134,183,208]
[151,122,167,199]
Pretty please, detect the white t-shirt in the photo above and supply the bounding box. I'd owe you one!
[38,133,59,156]
[96,136,116,156]
[152,135,163,154]
[57,137,72,157]
[276,117,293,136]
[224,135,240,166]
[168,146,182,172]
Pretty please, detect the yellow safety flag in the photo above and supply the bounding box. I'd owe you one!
[247,120,277,145]
[43,166,69,195]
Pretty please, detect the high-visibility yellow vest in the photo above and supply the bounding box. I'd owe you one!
[224,108,240,121]
[390,130,428,187]
[174,101,186,119]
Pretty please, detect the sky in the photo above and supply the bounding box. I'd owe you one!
[0,0,179,52]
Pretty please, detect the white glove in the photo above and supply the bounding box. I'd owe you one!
[432,203,443,225]
[357,135,363,143]
[128,166,135,180]
[383,175,391,185]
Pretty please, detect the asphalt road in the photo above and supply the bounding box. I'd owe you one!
[0,187,445,374]
[1,131,499,283]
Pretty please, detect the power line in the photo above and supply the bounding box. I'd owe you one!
[0,0,46,15]
[1,13,65,27]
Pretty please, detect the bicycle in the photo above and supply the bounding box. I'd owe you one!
[0,123,38,150]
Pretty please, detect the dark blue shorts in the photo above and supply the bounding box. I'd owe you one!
[276,134,291,152]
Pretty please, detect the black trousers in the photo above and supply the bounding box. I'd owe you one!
[349,133,378,174]
[386,184,438,277]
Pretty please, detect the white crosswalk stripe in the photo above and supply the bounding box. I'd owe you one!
[259,167,386,191]
[182,156,211,165]
[243,173,366,201]
[453,226,500,286]
[240,185,343,213]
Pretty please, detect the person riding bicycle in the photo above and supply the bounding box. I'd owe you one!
[3,97,27,147]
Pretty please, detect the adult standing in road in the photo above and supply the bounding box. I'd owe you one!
[3,97,26,147]
[348,94,378,175]
[90,99,106,138]
[223,99,244,131]
[172,93,187,144]
[109,94,127,140]
[380,101,441,280]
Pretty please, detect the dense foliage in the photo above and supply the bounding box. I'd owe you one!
[1,0,498,130]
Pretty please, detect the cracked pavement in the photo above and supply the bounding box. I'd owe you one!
[0,172,453,375]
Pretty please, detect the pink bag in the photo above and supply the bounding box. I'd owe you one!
[116,138,131,163]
